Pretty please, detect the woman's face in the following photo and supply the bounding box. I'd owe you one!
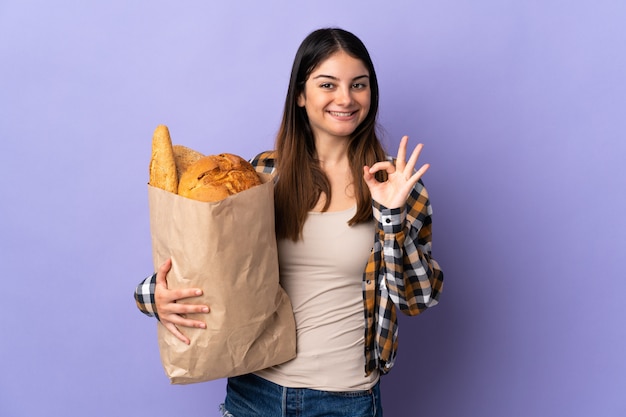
[298,51,371,143]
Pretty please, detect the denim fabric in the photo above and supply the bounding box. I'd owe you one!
[220,373,383,417]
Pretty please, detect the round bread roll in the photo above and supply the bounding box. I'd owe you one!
[178,153,262,202]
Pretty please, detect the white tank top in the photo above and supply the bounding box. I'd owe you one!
[255,206,379,391]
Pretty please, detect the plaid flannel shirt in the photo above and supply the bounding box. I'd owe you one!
[135,151,443,376]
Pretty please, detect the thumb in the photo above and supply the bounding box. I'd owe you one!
[363,166,376,187]
[156,258,172,287]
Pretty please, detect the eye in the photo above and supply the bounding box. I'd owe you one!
[352,83,368,89]
[319,82,334,89]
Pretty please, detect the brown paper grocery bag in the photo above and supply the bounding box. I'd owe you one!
[148,173,296,384]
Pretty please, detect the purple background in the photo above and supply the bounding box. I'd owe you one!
[1,1,625,416]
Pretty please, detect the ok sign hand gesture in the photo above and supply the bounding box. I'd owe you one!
[363,136,430,209]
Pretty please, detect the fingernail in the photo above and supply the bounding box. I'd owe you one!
[195,290,202,296]
[202,307,209,313]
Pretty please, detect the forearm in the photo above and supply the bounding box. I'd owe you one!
[374,182,444,314]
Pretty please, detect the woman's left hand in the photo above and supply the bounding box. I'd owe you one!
[363,136,430,209]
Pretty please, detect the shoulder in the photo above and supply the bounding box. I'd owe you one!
[249,151,277,175]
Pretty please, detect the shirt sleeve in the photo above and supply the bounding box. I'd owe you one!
[249,151,277,175]
[134,273,159,320]
[372,179,444,315]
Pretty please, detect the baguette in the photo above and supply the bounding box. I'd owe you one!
[149,125,178,193]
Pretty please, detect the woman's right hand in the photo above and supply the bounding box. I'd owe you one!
[155,258,210,345]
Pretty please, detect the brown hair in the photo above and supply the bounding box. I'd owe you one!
[274,28,387,241]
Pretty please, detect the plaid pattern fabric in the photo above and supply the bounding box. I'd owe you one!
[364,177,444,375]
[134,151,443,376]
[134,273,158,320]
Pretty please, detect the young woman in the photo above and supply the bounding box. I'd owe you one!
[135,28,443,417]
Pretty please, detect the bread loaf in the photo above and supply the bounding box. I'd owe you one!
[148,124,258,201]
[149,125,178,193]
[178,153,262,202]
[173,144,204,179]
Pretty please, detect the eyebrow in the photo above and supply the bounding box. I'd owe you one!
[312,74,370,81]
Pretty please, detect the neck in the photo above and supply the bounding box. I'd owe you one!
[314,137,349,167]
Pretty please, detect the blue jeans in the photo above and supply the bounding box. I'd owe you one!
[220,373,383,417]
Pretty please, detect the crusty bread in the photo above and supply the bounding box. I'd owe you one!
[149,125,178,193]
[178,153,262,202]
[173,144,204,180]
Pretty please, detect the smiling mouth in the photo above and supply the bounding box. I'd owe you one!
[329,111,356,117]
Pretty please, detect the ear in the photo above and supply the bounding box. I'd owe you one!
[297,92,306,107]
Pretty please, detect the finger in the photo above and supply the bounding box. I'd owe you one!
[168,287,205,303]
[165,301,210,316]
[404,143,424,175]
[363,165,373,181]
[409,163,430,184]
[363,165,380,190]
[366,161,395,176]
[395,136,409,171]
[155,258,172,288]
[163,312,207,330]
[162,321,191,345]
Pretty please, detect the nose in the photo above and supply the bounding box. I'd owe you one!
[334,85,354,106]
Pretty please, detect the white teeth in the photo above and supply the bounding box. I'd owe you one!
[330,111,353,117]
